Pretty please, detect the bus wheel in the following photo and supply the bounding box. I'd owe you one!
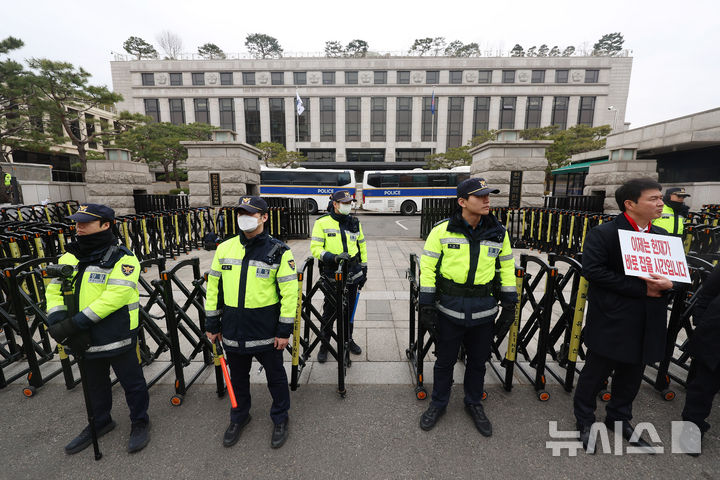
[400,201,417,216]
[307,199,318,215]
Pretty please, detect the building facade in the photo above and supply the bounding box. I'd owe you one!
[111,55,632,171]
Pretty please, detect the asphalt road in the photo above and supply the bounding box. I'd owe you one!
[2,383,717,479]
[311,212,421,239]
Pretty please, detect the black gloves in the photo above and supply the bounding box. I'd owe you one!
[47,317,79,344]
[358,266,368,289]
[334,252,352,263]
[47,317,91,352]
[419,305,438,334]
[493,303,517,339]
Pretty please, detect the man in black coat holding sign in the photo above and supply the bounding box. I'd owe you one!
[574,178,673,452]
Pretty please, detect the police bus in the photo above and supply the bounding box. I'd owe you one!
[260,167,356,214]
[361,166,470,215]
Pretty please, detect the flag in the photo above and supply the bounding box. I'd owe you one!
[296,91,305,116]
[430,90,436,115]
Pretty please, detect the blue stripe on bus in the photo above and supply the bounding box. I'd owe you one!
[363,187,458,197]
[260,185,356,195]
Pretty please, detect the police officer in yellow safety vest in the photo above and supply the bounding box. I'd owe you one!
[205,196,298,449]
[418,178,517,436]
[654,187,691,236]
[45,203,150,455]
[310,190,368,363]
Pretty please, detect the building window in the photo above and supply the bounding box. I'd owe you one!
[141,73,155,86]
[552,96,569,129]
[578,96,596,126]
[585,69,599,83]
[450,71,463,84]
[300,149,336,162]
[473,97,490,135]
[192,73,205,86]
[86,114,97,149]
[269,98,285,146]
[194,98,210,124]
[499,97,516,129]
[426,70,439,84]
[242,72,255,85]
[169,73,183,86]
[219,98,235,131]
[169,99,185,125]
[374,71,387,84]
[322,71,335,85]
[220,72,233,85]
[396,149,431,163]
[555,69,569,83]
[345,97,360,142]
[525,97,542,129]
[296,97,310,142]
[271,72,284,85]
[244,98,261,145]
[478,70,492,84]
[347,149,385,162]
[502,70,515,83]
[446,97,464,149]
[397,71,410,84]
[320,97,335,141]
[396,97,412,142]
[531,70,545,83]
[144,99,160,122]
[294,72,307,85]
[345,71,358,85]
[421,96,438,141]
[371,97,387,142]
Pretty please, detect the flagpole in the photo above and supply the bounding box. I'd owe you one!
[431,86,436,155]
[295,87,299,151]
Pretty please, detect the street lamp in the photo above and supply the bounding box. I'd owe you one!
[608,105,619,131]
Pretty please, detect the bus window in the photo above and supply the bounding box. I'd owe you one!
[381,175,399,187]
[457,172,470,184]
[412,174,429,187]
[367,174,381,187]
[398,174,414,187]
[428,174,448,186]
[262,171,291,185]
[337,172,351,186]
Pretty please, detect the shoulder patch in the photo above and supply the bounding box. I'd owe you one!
[288,259,296,271]
[121,264,135,276]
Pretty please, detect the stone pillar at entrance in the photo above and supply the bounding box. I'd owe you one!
[85,148,152,215]
[182,129,262,208]
[468,130,552,208]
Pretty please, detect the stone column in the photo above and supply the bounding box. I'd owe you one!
[85,148,152,215]
[468,130,552,208]
[583,148,658,213]
[183,130,262,207]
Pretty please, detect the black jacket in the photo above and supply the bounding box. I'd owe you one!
[687,264,720,370]
[582,214,670,364]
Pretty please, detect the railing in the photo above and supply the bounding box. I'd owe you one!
[134,194,189,213]
[544,195,604,213]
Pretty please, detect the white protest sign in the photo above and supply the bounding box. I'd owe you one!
[618,230,691,283]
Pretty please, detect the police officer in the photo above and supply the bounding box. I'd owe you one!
[418,178,517,435]
[205,196,298,449]
[45,203,150,454]
[310,190,368,363]
[654,187,691,236]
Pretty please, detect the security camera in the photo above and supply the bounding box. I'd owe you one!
[608,106,615,111]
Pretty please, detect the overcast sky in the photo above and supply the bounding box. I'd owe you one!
[5,0,719,128]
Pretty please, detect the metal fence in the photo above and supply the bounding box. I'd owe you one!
[544,195,604,213]
[134,194,190,213]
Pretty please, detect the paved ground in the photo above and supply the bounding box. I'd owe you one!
[1,214,719,477]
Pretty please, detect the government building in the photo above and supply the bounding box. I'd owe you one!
[110,55,632,171]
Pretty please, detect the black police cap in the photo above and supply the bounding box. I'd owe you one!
[237,196,268,213]
[330,190,354,203]
[66,203,115,222]
[456,178,500,198]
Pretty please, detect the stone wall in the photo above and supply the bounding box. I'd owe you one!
[583,157,658,213]
[469,139,553,208]
[182,141,262,207]
[85,159,152,215]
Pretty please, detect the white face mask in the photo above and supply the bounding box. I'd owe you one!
[338,203,353,215]
[237,215,259,232]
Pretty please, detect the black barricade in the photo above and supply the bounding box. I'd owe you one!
[133,194,189,214]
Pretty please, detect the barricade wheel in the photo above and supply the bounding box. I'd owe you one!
[661,389,675,401]
[599,390,611,402]
[415,386,427,400]
[170,394,184,406]
[537,390,550,402]
[23,386,36,398]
